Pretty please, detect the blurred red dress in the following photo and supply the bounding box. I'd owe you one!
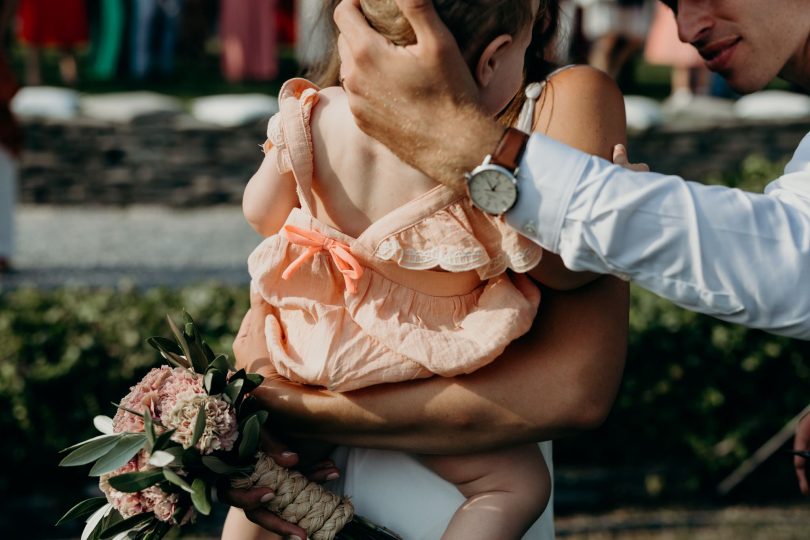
[219,0,278,82]
[17,0,89,47]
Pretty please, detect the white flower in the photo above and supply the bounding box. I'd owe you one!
[161,390,239,455]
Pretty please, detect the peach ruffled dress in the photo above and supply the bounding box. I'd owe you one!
[248,79,543,392]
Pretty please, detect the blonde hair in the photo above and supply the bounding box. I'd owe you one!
[360,0,533,65]
[307,0,562,126]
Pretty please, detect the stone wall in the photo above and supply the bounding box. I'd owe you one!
[20,115,266,206]
[628,119,810,180]
[18,116,810,206]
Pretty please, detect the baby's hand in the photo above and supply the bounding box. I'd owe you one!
[612,144,650,172]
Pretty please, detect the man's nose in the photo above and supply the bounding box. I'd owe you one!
[674,1,715,45]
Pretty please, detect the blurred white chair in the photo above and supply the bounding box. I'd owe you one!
[734,90,810,120]
[80,91,183,123]
[624,95,664,131]
[11,86,80,120]
[190,94,279,127]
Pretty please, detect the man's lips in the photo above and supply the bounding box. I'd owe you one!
[697,36,742,72]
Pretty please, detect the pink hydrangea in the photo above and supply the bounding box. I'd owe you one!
[102,365,237,524]
[99,455,147,519]
[112,366,206,435]
[99,451,197,525]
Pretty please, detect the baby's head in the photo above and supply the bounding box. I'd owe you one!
[360,0,551,117]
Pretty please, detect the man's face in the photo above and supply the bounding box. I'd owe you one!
[661,0,810,93]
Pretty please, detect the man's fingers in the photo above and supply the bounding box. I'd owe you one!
[244,507,308,540]
[612,144,629,165]
[796,456,809,495]
[334,0,388,53]
[795,423,810,496]
[613,144,649,172]
[337,33,355,88]
[392,0,454,49]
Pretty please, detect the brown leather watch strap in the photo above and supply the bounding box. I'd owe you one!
[490,127,530,170]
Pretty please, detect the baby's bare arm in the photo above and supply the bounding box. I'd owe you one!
[242,148,299,237]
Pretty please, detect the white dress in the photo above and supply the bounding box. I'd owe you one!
[331,442,555,539]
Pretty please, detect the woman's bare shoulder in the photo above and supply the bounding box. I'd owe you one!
[535,65,626,160]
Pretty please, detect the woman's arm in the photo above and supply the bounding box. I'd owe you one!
[527,65,625,290]
[238,275,628,454]
[242,148,299,237]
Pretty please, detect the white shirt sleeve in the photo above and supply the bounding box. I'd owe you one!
[505,132,810,339]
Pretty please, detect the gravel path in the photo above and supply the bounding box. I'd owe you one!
[2,205,260,288]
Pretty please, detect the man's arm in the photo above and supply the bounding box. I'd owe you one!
[336,0,810,339]
[237,276,629,454]
[507,133,810,339]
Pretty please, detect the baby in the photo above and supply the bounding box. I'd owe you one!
[241,1,591,538]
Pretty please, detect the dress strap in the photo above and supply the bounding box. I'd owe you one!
[265,78,321,215]
[515,64,578,134]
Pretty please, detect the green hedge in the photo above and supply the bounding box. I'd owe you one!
[555,287,810,503]
[2,283,808,504]
[0,284,248,499]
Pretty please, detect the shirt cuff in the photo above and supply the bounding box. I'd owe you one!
[504,134,589,252]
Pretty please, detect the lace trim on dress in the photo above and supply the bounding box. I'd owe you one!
[374,228,543,280]
[369,187,544,277]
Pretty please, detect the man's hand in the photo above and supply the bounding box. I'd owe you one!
[795,410,810,495]
[612,144,650,172]
[334,0,501,189]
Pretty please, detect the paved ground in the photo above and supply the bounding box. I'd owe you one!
[2,205,259,288]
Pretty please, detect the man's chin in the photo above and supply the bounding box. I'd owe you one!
[724,76,769,95]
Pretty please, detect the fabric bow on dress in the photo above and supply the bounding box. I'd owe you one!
[282,225,364,294]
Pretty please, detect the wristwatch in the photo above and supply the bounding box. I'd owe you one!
[465,127,530,215]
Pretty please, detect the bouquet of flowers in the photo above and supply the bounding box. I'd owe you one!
[56,313,366,540]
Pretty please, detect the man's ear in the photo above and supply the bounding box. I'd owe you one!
[475,35,513,87]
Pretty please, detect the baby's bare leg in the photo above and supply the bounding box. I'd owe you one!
[420,444,550,540]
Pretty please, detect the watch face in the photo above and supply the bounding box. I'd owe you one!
[468,167,517,214]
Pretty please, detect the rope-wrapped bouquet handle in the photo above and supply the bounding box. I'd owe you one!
[56,313,368,540]
[232,452,354,540]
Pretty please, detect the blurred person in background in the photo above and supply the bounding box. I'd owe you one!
[88,0,125,80]
[130,0,184,80]
[644,1,709,109]
[576,0,653,79]
[219,0,278,82]
[0,0,21,272]
[16,0,89,85]
[296,0,334,69]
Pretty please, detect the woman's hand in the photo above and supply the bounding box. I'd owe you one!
[219,430,340,539]
[334,0,501,189]
[795,409,810,495]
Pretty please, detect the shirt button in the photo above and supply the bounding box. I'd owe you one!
[522,221,538,237]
